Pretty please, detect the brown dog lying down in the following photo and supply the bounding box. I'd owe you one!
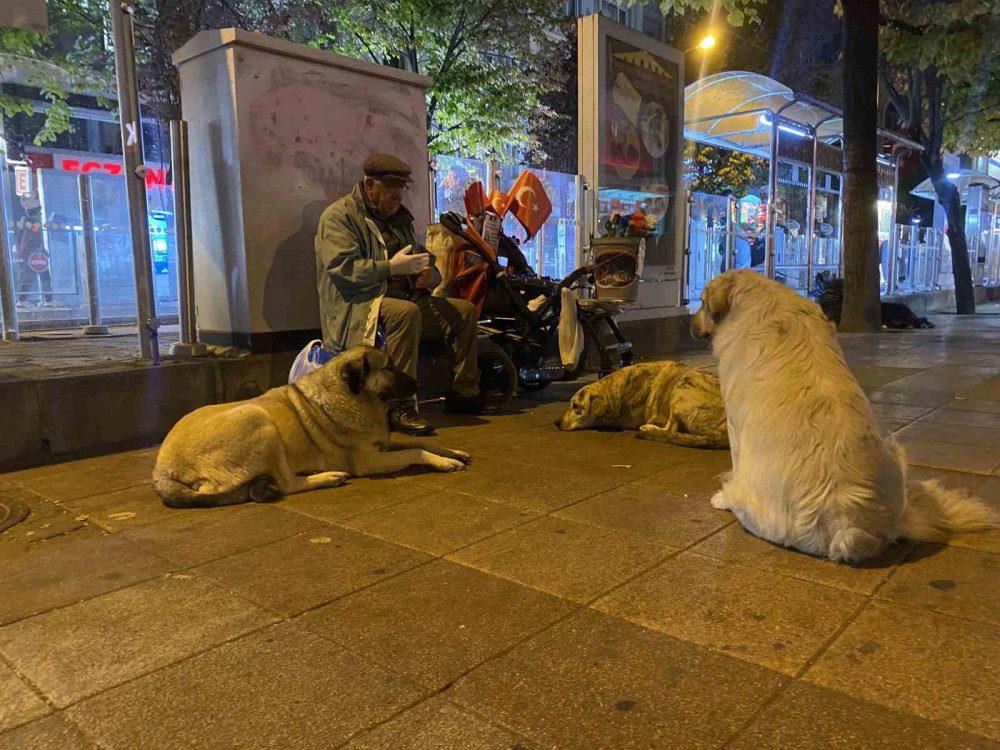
[555,362,729,448]
[153,345,470,508]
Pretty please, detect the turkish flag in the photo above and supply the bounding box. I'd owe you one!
[508,171,552,240]
[463,182,489,215]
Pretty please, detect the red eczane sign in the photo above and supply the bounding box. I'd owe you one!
[57,157,169,189]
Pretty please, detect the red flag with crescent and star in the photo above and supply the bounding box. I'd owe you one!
[508,171,552,240]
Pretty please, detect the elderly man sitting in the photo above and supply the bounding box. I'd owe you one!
[314,153,481,436]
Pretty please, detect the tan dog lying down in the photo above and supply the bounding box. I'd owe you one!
[691,270,997,562]
[153,346,470,508]
[555,362,728,449]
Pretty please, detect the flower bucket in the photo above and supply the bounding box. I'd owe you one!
[592,237,642,304]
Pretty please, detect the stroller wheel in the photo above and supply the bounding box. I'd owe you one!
[477,340,517,412]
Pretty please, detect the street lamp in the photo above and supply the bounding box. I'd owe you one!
[685,34,716,53]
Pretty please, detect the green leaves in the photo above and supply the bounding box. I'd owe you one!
[880,0,1000,155]
[651,0,763,26]
[316,0,567,158]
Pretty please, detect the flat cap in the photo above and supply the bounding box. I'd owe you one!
[363,153,413,184]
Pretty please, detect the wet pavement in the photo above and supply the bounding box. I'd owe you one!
[1,306,999,749]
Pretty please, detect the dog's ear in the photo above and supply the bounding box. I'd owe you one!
[706,273,737,324]
[340,351,370,395]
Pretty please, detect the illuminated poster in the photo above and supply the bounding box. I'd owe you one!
[579,15,684,285]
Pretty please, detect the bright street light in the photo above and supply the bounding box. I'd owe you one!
[685,34,717,53]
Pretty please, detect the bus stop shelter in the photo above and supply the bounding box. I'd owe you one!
[683,71,921,295]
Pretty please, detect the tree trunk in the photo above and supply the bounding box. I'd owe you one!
[838,0,881,332]
[922,153,976,314]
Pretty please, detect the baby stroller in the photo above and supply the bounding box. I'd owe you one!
[436,209,633,398]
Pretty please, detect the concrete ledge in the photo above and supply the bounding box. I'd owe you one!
[0,352,296,473]
[884,286,1000,313]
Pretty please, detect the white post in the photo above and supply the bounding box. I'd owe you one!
[110,0,159,361]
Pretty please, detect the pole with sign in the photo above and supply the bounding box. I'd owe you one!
[109,0,159,361]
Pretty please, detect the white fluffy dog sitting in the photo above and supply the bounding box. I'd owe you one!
[691,270,997,563]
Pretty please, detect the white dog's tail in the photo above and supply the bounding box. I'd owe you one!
[901,480,999,541]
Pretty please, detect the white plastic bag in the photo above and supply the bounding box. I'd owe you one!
[559,288,584,369]
[288,339,334,384]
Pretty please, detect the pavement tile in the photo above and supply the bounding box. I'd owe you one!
[877,544,1000,626]
[866,402,936,421]
[0,532,172,625]
[342,491,538,556]
[0,496,91,557]
[58,484,184,532]
[593,551,864,675]
[447,609,786,750]
[344,696,533,750]
[192,528,432,616]
[448,516,672,603]
[803,601,1000,740]
[851,365,919,389]
[898,439,1000,475]
[629,456,734,495]
[939,398,1000,415]
[553,485,732,548]
[0,662,48,733]
[11,459,151,504]
[959,376,1000,402]
[917,408,1000,429]
[0,715,97,750]
[65,623,426,750]
[867,388,955,408]
[896,422,1000,448]
[691,523,912,595]
[444,462,633,513]
[278,477,430,522]
[731,682,999,750]
[299,560,576,689]
[0,574,275,707]
[118,503,320,568]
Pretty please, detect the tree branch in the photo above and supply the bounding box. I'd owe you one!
[354,32,383,65]
[878,14,927,35]
[437,7,468,79]
[878,57,911,129]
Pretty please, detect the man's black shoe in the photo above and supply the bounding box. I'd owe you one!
[445,393,486,415]
[388,402,434,436]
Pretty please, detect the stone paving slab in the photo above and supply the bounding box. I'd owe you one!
[64,623,427,750]
[731,682,998,750]
[190,527,433,617]
[593,551,866,675]
[803,601,1000,740]
[446,609,787,750]
[0,306,999,747]
[298,559,577,690]
[0,574,276,707]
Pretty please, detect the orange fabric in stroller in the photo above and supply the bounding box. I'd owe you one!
[446,221,500,316]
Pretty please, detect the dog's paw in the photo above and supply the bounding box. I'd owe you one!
[433,457,468,473]
[441,448,471,464]
[325,471,351,487]
[710,491,730,510]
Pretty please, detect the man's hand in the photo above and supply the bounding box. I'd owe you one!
[389,244,431,277]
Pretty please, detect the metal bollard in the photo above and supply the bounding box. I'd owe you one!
[0,165,19,342]
[77,173,109,335]
[168,119,207,357]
